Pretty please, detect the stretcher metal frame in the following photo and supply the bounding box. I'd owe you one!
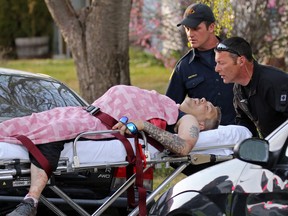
[0,130,234,216]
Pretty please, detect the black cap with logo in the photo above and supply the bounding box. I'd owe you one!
[177,3,215,28]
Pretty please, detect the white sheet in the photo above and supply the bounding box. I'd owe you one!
[0,125,252,164]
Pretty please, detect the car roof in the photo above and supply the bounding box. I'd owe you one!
[0,67,55,81]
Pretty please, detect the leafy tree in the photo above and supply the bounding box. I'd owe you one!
[199,0,234,37]
[45,0,132,103]
[232,0,287,70]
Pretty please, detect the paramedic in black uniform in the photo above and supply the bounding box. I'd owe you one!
[215,36,288,138]
[166,3,236,125]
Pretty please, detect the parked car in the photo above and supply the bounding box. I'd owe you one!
[0,68,153,216]
[149,120,288,216]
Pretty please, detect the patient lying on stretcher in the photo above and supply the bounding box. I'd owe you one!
[4,85,223,216]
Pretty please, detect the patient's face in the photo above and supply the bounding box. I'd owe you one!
[184,98,218,122]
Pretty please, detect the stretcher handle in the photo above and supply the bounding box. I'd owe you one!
[192,144,235,151]
[72,130,148,167]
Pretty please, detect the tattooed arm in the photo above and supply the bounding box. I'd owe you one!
[142,121,190,155]
[113,114,200,155]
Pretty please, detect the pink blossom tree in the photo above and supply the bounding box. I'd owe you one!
[232,0,287,70]
[130,0,234,69]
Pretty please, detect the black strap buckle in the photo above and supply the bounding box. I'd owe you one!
[85,105,100,115]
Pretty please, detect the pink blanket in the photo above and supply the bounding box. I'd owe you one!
[0,85,179,145]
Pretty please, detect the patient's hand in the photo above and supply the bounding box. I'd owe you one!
[112,120,144,135]
[112,122,127,135]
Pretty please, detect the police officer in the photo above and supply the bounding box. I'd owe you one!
[166,3,236,125]
[215,36,288,138]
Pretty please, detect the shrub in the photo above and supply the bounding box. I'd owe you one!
[0,0,53,58]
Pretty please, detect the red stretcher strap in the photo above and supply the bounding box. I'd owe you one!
[91,109,137,209]
[14,135,52,177]
[135,136,147,216]
[91,108,158,215]
[94,111,136,163]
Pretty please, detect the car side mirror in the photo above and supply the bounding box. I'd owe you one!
[234,138,269,165]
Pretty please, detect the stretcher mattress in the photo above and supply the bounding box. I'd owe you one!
[0,125,252,164]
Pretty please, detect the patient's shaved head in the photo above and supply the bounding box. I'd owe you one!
[180,97,221,130]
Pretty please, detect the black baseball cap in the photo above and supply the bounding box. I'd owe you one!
[177,3,215,28]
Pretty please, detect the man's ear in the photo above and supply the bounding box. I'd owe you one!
[198,121,205,131]
[208,23,215,32]
[238,56,245,65]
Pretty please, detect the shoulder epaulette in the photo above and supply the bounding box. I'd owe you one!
[175,49,195,67]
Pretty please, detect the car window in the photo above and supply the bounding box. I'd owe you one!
[0,75,84,120]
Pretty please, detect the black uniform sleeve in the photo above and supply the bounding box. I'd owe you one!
[260,70,288,117]
[274,83,288,116]
[233,86,258,137]
[165,66,186,104]
[235,105,258,137]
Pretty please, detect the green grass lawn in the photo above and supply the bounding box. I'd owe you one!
[0,47,185,199]
[0,47,171,94]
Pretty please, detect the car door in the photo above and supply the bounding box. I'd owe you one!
[235,139,288,215]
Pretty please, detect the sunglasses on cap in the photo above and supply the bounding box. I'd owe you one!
[215,43,241,56]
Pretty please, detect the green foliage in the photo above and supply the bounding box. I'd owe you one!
[0,58,79,90]
[198,0,233,37]
[129,47,170,94]
[153,166,186,199]
[129,46,164,67]
[0,0,53,56]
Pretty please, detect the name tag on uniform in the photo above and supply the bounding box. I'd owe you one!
[188,74,197,79]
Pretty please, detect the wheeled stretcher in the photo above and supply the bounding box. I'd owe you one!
[0,125,251,216]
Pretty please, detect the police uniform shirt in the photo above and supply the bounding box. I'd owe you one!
[166,48,236,125]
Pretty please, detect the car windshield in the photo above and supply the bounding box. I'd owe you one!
[0,74,84,121]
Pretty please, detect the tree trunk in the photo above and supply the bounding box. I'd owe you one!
[45,0,131,103]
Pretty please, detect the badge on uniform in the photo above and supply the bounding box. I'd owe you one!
[280,90,287,106]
